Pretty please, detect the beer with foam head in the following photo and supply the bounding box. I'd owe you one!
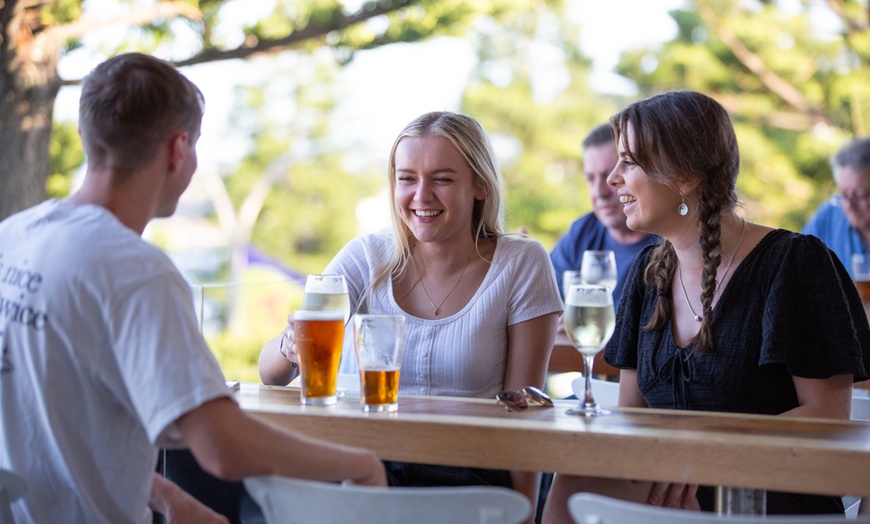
[294,309,345,405]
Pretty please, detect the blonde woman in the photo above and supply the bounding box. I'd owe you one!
[261,111,562,509]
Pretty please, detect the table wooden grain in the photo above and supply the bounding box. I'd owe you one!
[236,382,870,498]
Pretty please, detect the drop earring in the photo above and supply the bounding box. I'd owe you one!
[678,196,688,216]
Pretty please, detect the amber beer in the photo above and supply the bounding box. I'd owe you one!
[294,309,345,405]
[353,314,406,413]
[856,279,870,304]
[360,369,401,412]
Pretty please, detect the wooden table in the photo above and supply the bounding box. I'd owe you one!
[236,382,870,499]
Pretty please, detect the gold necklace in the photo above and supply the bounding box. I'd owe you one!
[410,255,472,316]
[678,218,746,323]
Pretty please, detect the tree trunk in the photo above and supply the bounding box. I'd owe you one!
[0,1,61,221]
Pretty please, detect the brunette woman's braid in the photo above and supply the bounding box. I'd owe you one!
[696,184,723,353]
[611,90,740,350]
[642,241,677,331]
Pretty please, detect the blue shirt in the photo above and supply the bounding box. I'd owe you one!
[550,213,658,311]
[802,196,869,277]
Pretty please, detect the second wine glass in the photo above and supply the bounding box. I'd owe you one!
[580,250,617,292]
[564,284,616,416]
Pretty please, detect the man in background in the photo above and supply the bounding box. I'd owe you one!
[550,123,657,310]
[803,138,870,276]
[0,52,384,524]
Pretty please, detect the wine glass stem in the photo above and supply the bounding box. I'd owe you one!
[583,354,597,409]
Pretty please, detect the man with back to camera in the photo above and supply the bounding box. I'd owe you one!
[550,123,657,310]
[0,52,385,524]
[803,138,870,276]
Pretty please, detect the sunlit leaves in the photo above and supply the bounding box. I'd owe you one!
[46,121,84,199]
[40,0,84,27]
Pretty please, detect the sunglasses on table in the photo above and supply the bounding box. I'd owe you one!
[495,386,554,412]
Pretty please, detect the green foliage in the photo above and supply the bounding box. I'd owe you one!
[461,5,618,248]
[40,0,84,26]
[200,271,301,381]
[207,332,262,382]
[46,121,84,199]
[613,0,870,231]
[219,52,383,274]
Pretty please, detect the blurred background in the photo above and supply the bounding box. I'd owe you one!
[3,0,867,381]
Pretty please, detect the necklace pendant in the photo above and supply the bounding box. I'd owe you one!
[434,308,439,316]
[693,314,703,322]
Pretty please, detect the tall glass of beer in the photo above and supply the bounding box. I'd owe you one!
[353,314,406,412]
[294,309,345,405]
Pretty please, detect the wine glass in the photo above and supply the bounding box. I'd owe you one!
[580,250,618,292]
[301,274,351,324]
[564,284,616,416]
[562,270,583,300]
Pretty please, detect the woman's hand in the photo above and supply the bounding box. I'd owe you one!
[277,314,298,365]
[258,313,300,386]
[645,481,700,510]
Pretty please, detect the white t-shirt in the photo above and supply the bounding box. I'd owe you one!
[330,233,563,398]
[0,201,231,524]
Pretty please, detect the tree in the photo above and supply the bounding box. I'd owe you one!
[614,0,870,230]
[459,2,621,247]
[0,0,517,221]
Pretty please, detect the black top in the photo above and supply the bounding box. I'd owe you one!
[605,229,870,514]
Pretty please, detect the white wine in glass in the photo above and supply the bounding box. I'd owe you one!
[564,284,616,416]
[580,250,618,292]
[301,274,351,324]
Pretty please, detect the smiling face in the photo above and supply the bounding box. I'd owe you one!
[393,135,486,246]
[607,123,683,237]
[584,143,626,233]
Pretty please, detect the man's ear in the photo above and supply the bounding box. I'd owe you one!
[167,131,189,175]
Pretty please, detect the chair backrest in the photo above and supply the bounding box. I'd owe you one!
[244,475,531,524]
[568,492,870,523]
[0,470,27,524]
[572,376,620,407]
[852,395,870,421]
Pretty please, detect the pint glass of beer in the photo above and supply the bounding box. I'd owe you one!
[294,309,345,405]
[353,314,406,412]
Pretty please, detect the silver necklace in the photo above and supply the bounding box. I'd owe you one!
[410,255,471,316]
[678,218,746,323]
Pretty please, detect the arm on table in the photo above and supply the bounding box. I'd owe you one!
[176,397,386,486]
[504,312,559,521]
[785,373,853,420]
[258,314,299,386]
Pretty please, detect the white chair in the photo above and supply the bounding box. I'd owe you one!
[0,470,26,524]
[852,395,870,421]
[244,474,531,524]
[568,492,870,523]
[571,376,620,408]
